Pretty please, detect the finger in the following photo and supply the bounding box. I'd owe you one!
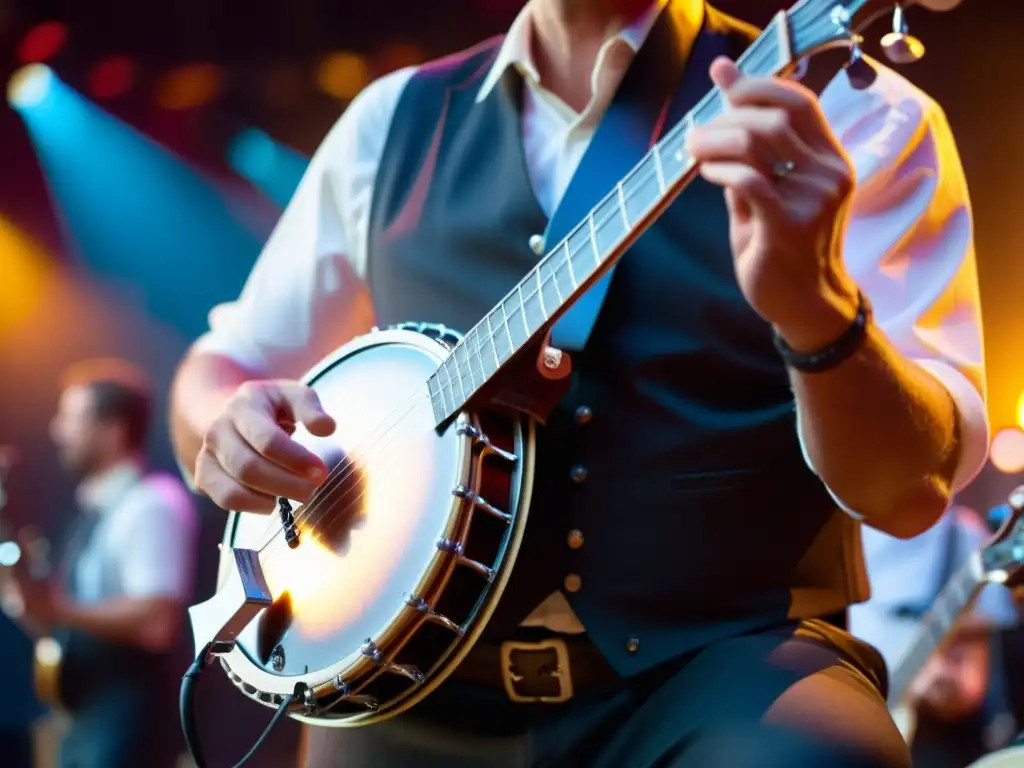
[228,396,329,481]
[209,424,322,502]
[709,56,742,92]
[688,126,784,180]
[694,107,816,160]
[194,450,276,513]
[698,161,782,215]
[277,383,336,438]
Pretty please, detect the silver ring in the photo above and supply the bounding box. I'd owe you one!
[772,160,796,180]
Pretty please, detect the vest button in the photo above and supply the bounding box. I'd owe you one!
[573,405,593,425]
[625,636,640,654]
[569,465,588,484]
[528,234,546,255]
[564,573,582,593]
[567,529,584,549]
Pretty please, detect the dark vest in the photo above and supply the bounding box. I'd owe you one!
[367,4,869,676]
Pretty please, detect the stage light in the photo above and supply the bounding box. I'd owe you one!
[16,21,67,64]
[7,63,55,109]
[156,63,223,110]
[990,427,1024,475]
[1017,391,1024,431]
[228,128,277,180]
[0,541,21,567]
[89,56,135,99]
[317,51,369,100]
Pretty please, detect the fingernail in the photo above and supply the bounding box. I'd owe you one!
[307,467,326,483]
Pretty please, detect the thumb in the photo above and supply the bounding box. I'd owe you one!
[281,383,336,437]
[709,56,742,96]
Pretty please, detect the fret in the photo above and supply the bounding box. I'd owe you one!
[483,312,504,368]
[587,212,600,266]
[652,144,666,192]
[692,92,722,128]
[552,242,576,299]
[566,220,597,285]
[523,269,547,332]
[537,257,563,314]
[592,196,627,256]
[561,240,579,291]
[438,363,457,414]
[503,291,529,348]
[738,23,782,78]
[615,182,630,229]
[492,306,514,363]
[621,157,662,224]
[443,356,465,404]
[453,341,477,393]
[472,326,498,380]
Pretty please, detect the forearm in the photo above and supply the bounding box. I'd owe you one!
[781,300,958,539]
[170,350,257,482]
[59,596,182,652]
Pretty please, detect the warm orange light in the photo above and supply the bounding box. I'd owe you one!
[1017,391,1024,431]
[316,52,369,101]
[0,218,53,338]
[155,63,223,110]
[990,427,1024,475]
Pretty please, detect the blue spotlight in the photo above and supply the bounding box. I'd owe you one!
[228,128,278,180]
[7,63,56,110]
[227,128,309,208]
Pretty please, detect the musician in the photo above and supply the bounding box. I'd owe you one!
[852,506,1020,767]
[170,0,987,765]
[5,359,198,768]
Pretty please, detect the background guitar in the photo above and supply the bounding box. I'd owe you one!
[885,487,1024,744]
[0,446,65,710]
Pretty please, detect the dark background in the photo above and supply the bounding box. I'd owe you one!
[0,1,1021,765]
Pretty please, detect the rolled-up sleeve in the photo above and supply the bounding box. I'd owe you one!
[813,63,989,502]
[193,67,415,380]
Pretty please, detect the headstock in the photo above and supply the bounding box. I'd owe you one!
[980,486,1024,589]
[787,0,964,70]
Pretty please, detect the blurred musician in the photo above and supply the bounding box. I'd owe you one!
[0,446,43,768]
[3,359,198,768]
[851,505,1020,768]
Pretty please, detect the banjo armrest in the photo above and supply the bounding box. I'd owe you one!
[188,548,272,661]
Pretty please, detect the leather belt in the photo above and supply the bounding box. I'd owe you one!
[452,636,621,703]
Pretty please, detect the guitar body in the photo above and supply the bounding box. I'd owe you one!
[198,325,535,726]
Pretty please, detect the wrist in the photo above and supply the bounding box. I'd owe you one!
[772,278,861,354]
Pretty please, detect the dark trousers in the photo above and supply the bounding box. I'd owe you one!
[303,620,911,767]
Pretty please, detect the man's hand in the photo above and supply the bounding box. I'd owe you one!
[908,630,990,723]
[194,380,336,513]
[2,556,63,635]
[687,56,860,352]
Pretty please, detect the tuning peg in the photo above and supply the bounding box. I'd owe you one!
[881,5,926,64]
[845,45,878,90]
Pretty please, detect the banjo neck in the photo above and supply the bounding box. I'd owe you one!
[424,12,806,429]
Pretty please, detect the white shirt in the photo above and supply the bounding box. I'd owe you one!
[850,507,1018,673]
[72,461,198,604]
[194,1,990,631]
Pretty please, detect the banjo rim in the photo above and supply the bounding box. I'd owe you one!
[212,327,536,725]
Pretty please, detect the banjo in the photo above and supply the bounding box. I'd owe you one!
[185,0,967,742]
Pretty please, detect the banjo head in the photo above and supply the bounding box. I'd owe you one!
[210,326,533,725]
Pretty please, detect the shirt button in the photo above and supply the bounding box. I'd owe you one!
[564,573,582,593]
[625,636,640,654]
[573,405,593,425]
[528,234,546,255]
[569,465,588,484]
[567,529,584,549]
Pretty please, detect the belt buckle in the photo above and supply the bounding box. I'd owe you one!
[499,638,574,704]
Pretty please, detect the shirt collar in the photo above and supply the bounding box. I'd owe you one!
[77,459,143,514]
[476,0,672,104]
